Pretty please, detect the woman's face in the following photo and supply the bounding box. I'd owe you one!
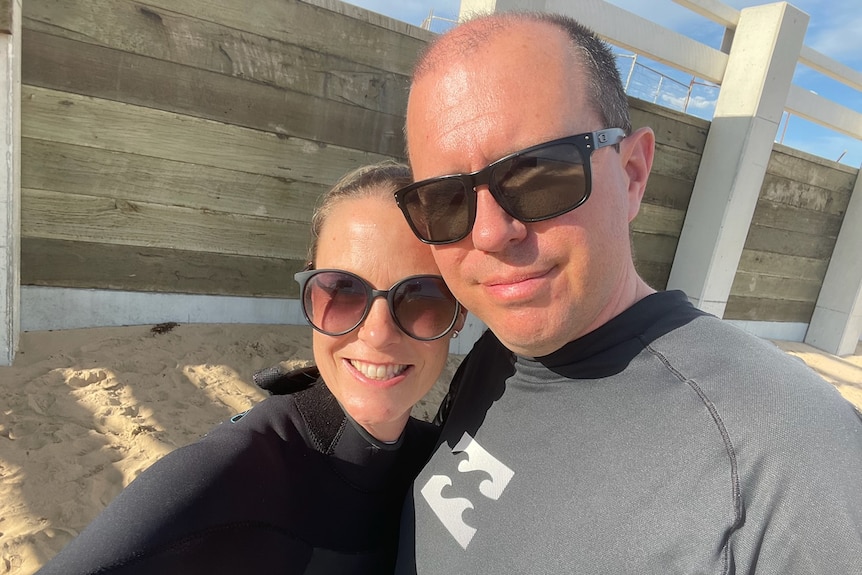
[311,194,460,441]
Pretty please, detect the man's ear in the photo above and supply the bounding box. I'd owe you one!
[619,126,655,223]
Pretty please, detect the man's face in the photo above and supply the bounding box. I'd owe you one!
[406,23,645,356]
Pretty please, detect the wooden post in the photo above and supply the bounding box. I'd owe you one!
[0,0,20,366]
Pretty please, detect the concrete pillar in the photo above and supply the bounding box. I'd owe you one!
[0,0,20,367]
[667,3,809,317]
[805,169,862,355]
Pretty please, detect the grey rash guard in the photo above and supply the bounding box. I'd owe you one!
[396,290,862,574]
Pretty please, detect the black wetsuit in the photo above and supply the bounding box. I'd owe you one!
[37,371,437,575]
[396,290,862,574]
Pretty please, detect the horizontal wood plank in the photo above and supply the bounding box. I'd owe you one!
[631,203,686,237]
[22,188,312,260]
[22,238,306,297]
[766,148,856,193]
[630,100,709,153]
[650,141,701,182]
[642,172,695,211]
[23,9,411,117]
[23,138,326,221]
[729,271,822,302]
[23,30,407,157]
[0,0,11,34]
[631,231,679,265]
[23,86,388,185]
[743,225,836,260]
[751,198,843,238]
[737,249,829,283]
[724,295,815,323]
[634,260,672,290]
[759,172,850,216]
[23,0,425,77]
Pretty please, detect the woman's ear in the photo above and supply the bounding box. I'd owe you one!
[454,306,468,333]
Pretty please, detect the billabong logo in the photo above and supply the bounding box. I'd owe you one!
[420,432,514,549]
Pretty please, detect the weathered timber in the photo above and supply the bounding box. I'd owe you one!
[751,198,843,238]
[22,238,307,297]
[729,270,822,302]
[23,0,426,77]
[759,172,850,216]
[634,260,672,291]
[737,249,829,283]
[631,203,686,237]
[743,224,836,260]
[23,86,388,185]
[631,231,679,265]
[642,173,695,211]
[23,30,407,157]
[23,5,412,118]
[629,99,709,153]
[767,145,856,192]
[0,0,11,34]
[724,295,815,323]
[650,141,701,182]
[23,139,326,222]
[22,188,312,260]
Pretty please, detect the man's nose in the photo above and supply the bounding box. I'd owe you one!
[470,186,528,251]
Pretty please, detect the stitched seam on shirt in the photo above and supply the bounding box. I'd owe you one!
[642,339,743,575]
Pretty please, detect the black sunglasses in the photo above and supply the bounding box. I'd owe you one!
[395,128,625,244]
[294,269,461,341]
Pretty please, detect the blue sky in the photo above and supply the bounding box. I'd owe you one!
[342,0,862,168]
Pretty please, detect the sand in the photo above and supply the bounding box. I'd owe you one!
[0,323,859,575]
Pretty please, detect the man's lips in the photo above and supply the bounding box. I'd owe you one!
[475,267,554,302]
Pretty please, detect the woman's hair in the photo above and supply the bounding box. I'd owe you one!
[307,161,413,265]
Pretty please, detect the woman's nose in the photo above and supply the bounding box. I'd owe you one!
[356,297,401,347]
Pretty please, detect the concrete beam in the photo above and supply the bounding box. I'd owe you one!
[667,3,809,318]
[805,168,862,356]
[459,0,728,83]
[0,0,20,367]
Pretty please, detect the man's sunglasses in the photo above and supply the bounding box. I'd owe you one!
[395,128,626,245]
[294,269,461,341]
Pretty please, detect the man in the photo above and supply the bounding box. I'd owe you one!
[393,11,862,574]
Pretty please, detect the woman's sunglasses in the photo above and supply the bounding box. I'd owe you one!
[394,128,625,244]
[294,269,461,341]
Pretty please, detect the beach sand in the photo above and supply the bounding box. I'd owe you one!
[0,323,859,574]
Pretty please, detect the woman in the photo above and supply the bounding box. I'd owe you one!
[36,162,465,574]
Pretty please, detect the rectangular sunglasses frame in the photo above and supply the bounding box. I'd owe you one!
[395,128,626,244]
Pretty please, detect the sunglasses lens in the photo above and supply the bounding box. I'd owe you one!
[392,277,459,340]
[494,143,588,220]
[303,271,368,335]
[399,179,472,244]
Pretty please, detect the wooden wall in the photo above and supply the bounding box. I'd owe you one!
[725,145,856,322]
[19,0,856,325]
[629,100,708,291]
[21,0,429,299]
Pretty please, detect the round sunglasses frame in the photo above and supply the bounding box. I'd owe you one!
[294,269,461,341]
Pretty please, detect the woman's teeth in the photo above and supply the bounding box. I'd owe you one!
[349,360,407,380]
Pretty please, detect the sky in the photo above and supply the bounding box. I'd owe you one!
[341,0,862,168]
